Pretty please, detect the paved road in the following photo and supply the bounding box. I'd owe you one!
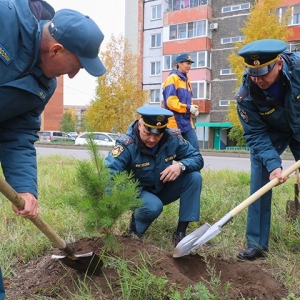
[35,145,295,172]
[201,155,294,172]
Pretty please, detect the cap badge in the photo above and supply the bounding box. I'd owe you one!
[253,60,260,66]
[250,54,260,60]
[187,55,192,60]
[156,122,162,126]
[156,115,165,122]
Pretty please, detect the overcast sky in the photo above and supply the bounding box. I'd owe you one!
[47,0,125,106]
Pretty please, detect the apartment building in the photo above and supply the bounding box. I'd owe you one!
[126,0,300,149]
[40,76,64,131]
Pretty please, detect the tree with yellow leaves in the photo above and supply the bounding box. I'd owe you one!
[226,0,292,145]
[59,108,77,133]
[84,34,149,133]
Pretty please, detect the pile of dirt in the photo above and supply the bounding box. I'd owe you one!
[4,236,288,299]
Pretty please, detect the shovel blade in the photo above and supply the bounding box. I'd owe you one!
[191,223,222,250]
[52,252,103,276]
[173,223,211,258]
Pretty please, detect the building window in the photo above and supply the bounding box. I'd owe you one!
[150,33,162,48]
[163,51,211,70]
[221,36,244,44]
[191,81,211,100]
[287,42,300,52]
[169,20,207,40]
[151,61,161,75]
[277,6,300,25]
[150,89,161,103]
[219,100,231,106]
[289,5,300,25]
[220,69,234,75]
[166,0,208,12]
[151,5,162,20]
[222,3,250,13]
[198,51,211,68]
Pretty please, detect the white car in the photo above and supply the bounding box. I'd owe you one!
[75,132,119,147]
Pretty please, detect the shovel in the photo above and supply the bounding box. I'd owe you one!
[0,177,103,275]
[173,160,300,258]
[286,169,300,220]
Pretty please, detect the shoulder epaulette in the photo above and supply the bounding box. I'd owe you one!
[235,86,249,103]
[294,57,300,69]
[118,134,135,146]
[167,128,181,136]
[281,52,300,69]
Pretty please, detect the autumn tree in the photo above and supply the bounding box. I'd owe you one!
[226,0,292,145]
[59,108,77,133]
[84,34,149,133]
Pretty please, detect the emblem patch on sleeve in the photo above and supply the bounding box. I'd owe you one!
[238,108,249,123]
[110,145,124,157]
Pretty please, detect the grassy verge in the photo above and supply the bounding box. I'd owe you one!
[0,155,299,299]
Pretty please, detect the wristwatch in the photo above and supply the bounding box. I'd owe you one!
[179,162,186,173]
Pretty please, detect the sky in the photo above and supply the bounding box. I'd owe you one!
[47,0,125,106]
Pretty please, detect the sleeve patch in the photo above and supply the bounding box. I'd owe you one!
[110,145,124,158]
[238,108,249,123]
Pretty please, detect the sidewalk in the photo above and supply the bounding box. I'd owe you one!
[36,142,294,161]
[200,150,294,160]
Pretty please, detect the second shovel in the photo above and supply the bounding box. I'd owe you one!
[173,160,300,258]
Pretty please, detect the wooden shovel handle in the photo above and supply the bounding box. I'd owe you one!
[0,176,71,253]
[230,160,300,217]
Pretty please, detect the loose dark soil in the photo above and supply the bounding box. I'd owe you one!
[4,236,288,299]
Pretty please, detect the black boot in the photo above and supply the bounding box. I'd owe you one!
[172,231,186,247]
[128,214,143,239]
[237,247,268,261]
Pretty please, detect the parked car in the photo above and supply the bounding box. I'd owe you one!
[75,132,119,146]
[67,132,79,139]
[39,131,75,143]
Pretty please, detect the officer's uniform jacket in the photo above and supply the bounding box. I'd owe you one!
[162,70,195,133]
[235,50,300,173]
[0,0,56,197]
[105,121,204,194]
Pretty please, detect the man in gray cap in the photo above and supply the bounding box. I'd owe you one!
[163,53,200,150]
[105,106,204,246]
[0,0,106,290]
[235,39,300,260]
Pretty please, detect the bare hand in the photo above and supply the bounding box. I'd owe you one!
[269,168,289,186]
[12,192,39,219]
[160,164,181,183]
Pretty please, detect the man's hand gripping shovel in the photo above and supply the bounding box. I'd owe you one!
[0,177,103,275]
[173,160,300,258]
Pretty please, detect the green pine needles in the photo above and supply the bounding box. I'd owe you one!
[72,135,140,251]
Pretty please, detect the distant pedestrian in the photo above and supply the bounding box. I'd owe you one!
[163,53,199,150]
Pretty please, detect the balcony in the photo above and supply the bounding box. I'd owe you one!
[193,99,210,114]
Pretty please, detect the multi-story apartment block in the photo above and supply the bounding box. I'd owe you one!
[126,0,300,149]
[40,76,64,131]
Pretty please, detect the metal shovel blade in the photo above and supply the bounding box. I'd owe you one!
[0,176,104,275]
[52,252,103,276]
[173,223,211,257]
[173,213,233,258]
[191,222,223,250]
